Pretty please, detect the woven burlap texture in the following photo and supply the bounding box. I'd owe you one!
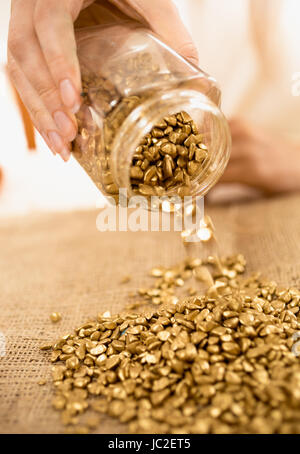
[1,193,300,433]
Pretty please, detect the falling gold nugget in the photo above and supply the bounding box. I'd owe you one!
[42,254,300,434]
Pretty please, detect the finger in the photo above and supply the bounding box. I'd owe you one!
[8,5,77,144]
[8,52,71,161]
[220,161,246,184]
[110,0,199,65]
[229,117,255,141]
[34,0,82,113]
[228,144,248,161]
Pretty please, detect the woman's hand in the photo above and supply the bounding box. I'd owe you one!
[8,0,198,161]
[221,118,300,194]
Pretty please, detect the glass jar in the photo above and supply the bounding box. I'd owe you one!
[72,18,231,206]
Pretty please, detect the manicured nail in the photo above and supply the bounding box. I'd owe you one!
[59,79,80,113]
[48,130,70,161]
[53,110,76,141]
[42,133,56,155]
[60,147,71,162]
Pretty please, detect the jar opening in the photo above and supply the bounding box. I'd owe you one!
[110,89,231,202]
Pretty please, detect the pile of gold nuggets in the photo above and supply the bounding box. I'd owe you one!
[41,252,300,434]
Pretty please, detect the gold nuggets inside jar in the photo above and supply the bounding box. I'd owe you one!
[72,22,231,206]
[130,111,209,197]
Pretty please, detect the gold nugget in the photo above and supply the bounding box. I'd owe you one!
[50,312,62,323]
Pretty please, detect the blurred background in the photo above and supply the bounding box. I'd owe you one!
[0,0,300,217]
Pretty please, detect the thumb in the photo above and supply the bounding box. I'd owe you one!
[110,0,199,65]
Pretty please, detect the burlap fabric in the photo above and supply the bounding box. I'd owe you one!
[1,193,300,433]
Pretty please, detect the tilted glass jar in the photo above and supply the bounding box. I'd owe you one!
[72,20,231,206]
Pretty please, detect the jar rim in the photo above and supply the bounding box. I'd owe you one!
[110,88,231,200]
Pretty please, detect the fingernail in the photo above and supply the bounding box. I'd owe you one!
[60,79,80,113]
[42,133,56,155]
[60,147,71,162]
[48,130,70,161]
[53,110,77,141]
